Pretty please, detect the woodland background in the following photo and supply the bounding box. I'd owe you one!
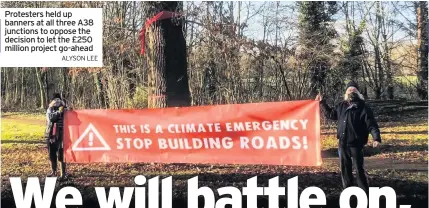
[1,2,428,207]
[0,1,427,111]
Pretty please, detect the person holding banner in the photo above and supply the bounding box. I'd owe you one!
[316,81,381,195]
[45,93,68,179]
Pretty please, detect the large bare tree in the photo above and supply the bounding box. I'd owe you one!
[143,2,191,108]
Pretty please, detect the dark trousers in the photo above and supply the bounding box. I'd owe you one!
[338,145,369,194]
[47,132,66,174]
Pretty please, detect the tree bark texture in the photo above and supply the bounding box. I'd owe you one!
[416,1,428,100]
[145,2,191,108]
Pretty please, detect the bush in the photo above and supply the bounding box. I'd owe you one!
[127,86,148,109]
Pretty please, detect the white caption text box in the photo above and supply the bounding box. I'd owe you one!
[0,8,103,67]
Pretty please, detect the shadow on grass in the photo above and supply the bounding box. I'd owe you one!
[322,148,340,158]
[364,144,428,157]
[0,114,11,118]
[1,140,45,145]
[1,109,45,114]
[322,143,428,158]
[1,171,427,208]
[381,130,428,135]
[321,130,428,136]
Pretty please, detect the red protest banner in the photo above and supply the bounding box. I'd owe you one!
[63,100,322,166]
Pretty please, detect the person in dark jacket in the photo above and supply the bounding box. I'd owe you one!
[315,81,381,194]
[45,93,68,178]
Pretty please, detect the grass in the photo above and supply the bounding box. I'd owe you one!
[1,112,46,121]
[1,111,428,208]
[1,120,45,146]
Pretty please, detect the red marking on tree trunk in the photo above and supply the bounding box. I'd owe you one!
[139,11,181,54]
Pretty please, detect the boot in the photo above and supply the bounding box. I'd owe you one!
[47,171,57,177]
[48,160,57,177]
[59,162,68,179]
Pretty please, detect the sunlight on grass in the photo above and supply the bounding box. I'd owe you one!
[382,125,428,133]
[321,135,337,150]
[1,119,45,142]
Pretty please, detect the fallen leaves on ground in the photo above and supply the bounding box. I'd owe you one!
[1,112,428,206]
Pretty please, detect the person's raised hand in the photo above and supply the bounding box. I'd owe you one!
[373,141,380,148]
[49,100,56,108]
[315,93,322,102]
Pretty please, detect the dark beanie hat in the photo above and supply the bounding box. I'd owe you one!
[53,93,61,99]
[346,81,359,91]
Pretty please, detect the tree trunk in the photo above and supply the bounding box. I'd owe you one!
[203,61,217,105]
[93,72,106,108]
[259,59,264,98]
[375,2,384,100]
[1,69,6,102]
[35,68,46,109]
[360,61,369,99]
[380,3,393,100]
[4,70,10,107]
[62,67,69,100]
[20,69,25,108]
[416,1,428,100]
[382,41,393,97]
[44,69,49,103]
[374,87,381,100]
[13,69,18,105]
[147,20,168,108]
[374,47,383,100]
[145,2,191,108]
